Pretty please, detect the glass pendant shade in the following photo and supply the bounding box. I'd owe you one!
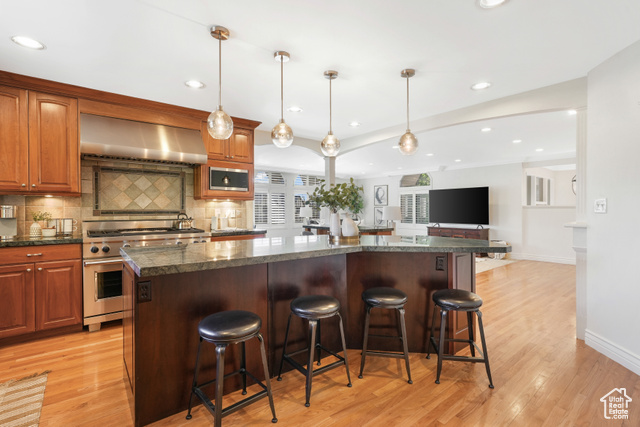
[271,119,294,148]
[399,130,418,155]
[399,69,418,156]
[272,51,293,148]
[321,132,340,157]
[208,26,233,140]
[207,106,234,140]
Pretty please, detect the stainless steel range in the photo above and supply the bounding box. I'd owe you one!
[82,219,209,331]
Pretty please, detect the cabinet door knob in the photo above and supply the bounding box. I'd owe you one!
[21,183,26,187]
[26,268,31,272]
[37,267,43,271]
[31,184,36,187]
[230,155,234,159]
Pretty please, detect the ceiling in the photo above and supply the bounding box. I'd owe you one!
[2,0,639,177]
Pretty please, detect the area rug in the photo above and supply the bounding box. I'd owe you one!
[475,257,516,274]
[0,371,50,427]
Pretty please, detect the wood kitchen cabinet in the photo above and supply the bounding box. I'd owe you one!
[0,244,82,340]
[0,85,80,195]
[201,122,254,164]
[194,159,254,201]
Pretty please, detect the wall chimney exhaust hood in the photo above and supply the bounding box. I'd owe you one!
[80,114,208,165]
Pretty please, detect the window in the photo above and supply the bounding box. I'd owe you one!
[400,194,414,224]
[294,174,322,187]
[400,192,429,225]
[294,193,307,223]
[255,171,285,186]
[400,173,431,188]
[254,191,286,225]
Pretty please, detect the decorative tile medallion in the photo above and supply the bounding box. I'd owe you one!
[93,167,185,215]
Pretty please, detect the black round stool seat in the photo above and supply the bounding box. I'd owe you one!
[290,295,340,319]
[362,287,408,308]
[433,289,483,311]
[198,310,262,343]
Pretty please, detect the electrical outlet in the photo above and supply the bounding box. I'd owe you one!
[137,281,152,303]
[436,256,445,271]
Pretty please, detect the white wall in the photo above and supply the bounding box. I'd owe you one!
[522,206,575,264]
[585,39,640,374]
[430,163,524,257]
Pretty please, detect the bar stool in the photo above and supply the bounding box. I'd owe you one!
[186,310,277,426]
[358,287,412,384]
[426,289,494,388]
[276,295,352,407]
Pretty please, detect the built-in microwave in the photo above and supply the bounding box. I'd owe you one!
[209,166,250,192]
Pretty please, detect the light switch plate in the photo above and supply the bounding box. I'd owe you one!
[594,198,607,213]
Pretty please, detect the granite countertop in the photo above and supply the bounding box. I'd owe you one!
[304,224,394,232]
[0,234,83,248]
[122,234,511,277]
[210,228,267,237]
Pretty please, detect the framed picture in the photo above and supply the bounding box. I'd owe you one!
[374,185,388,206]
[374,207,384,226]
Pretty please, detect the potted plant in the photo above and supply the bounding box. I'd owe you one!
[30,211,52,238]
[307,178,364,236]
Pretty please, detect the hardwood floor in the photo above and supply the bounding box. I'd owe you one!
[1,260,638,426]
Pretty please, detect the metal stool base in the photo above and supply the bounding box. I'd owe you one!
[276,313,352,407]
[186,332,278,426]
[426,306,494,388]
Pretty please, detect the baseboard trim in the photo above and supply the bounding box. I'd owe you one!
[585,329,640,376]
[510,253,576,265]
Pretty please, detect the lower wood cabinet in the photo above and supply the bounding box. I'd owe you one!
[0,244,82,340]
[210,233,266,242]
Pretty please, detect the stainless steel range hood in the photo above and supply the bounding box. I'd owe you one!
[80,114,207,165]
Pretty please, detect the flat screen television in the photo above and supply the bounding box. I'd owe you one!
[428,186,489,225]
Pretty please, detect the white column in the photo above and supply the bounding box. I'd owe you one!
[324,156,336,186]
[573,108,588,340]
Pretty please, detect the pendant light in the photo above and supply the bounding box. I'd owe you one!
[271,51,294,148]
[321,70,340,157]
[207,26,234,140]
[398,69,418,156]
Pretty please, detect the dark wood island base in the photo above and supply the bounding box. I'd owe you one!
[122,236,509,426]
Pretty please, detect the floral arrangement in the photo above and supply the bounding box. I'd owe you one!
[32,211,52,223]
[307,178,364,214]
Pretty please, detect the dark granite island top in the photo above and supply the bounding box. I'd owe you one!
[121,235,510,277]
[121,234,510,426]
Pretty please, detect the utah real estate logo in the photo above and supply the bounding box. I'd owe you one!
[600,388,632,420]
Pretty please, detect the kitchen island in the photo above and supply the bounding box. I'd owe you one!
[121,235,510,426]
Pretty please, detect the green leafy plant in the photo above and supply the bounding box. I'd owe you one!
[307,178,364,214]
[32,211,52,223]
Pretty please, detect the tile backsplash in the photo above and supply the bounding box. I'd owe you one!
[0,159,252,235]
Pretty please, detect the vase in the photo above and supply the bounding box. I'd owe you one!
[329,212,341,236]
[30,221,42,238]
[341,214,359,237]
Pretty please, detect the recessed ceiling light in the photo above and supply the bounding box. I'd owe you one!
[454,159,462,163]
[512,139,522,143]
[287,106,303,113]
[368,162,374,165]
[349,121,360,127]
[184,80,205,89]
[478,0,507,9]
[426,153,434,156]
[535,148,544,152]
[471,81,492,90]
[397,167,403,170]
[481,127,492,132]
[568,109,577,115]
[11,35,45,50]
[392,145,399,149]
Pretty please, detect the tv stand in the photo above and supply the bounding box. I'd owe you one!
[427,226,489,256]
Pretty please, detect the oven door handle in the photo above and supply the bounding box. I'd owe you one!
[84,258,124,266]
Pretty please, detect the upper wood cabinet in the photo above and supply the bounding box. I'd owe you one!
[0,85,80,195]
[0,86,29,191]
[201,122,254,164]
